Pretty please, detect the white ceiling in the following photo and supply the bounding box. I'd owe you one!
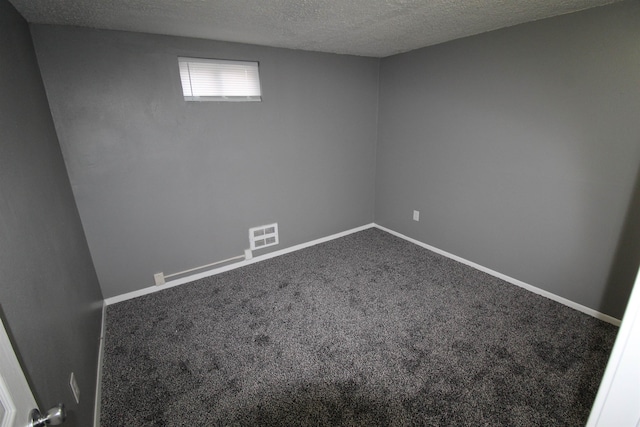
[10,0,620,57]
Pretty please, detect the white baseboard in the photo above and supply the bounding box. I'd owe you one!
[375,224,621,326]
[105,223,376,305]
[104,221,620,326]
[93,301,107,427]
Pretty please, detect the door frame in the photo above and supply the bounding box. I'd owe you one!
[0,315,38,427]
[587,266,640,426]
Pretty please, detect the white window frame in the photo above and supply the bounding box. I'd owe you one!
[178,57,262,102]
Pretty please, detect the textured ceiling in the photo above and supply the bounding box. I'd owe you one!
[10,0,620,57]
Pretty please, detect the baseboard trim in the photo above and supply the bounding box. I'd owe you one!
[93,301,107,427]
[375,224,621,326]
[104,221,620,326]
[105,223,376,305]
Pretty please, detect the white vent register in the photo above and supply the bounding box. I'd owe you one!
[249,223,279,250]
[153,224,279,287]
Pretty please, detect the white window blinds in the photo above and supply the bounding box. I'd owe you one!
[178,57,262,102]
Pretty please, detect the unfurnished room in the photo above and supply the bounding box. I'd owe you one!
[0,0,639,426]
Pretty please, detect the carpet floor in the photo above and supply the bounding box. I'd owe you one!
[100,228,617,426]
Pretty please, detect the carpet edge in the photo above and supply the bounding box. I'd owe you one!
[104,223,376,305]
[375,224,621,326]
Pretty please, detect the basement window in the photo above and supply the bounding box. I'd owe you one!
[178,57,262,102]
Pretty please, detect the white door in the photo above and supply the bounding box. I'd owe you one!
[586,266,640,427]
[0,315,38,427]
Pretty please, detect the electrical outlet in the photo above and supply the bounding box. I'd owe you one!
[70,372,80,404]
[413,210,420,221]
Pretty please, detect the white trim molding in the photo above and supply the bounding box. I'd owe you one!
[104,221,620,326]
[93,301,107,427]
[105,223,376,305]
[586,267,640,426]
[375,224,621,326]
[0,317,37,427]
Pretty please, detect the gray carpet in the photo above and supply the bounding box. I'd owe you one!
[100,228,617,426]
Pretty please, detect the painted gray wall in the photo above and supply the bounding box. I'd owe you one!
[0,1,104,425]
[376,1,640,319]
[24,1,638,320]
[31,27,379,299]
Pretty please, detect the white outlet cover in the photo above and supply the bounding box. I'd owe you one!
[69,373,80,404]
[413,210,420,221]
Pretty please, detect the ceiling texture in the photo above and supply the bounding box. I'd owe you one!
[10,0,620,57]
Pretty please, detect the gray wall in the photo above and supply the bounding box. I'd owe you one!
[31,27,379,298]
[24,2,639,319]
[376,1,640,319]
[0,1,104,425]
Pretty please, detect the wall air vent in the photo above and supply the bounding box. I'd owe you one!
[249,223,279,250]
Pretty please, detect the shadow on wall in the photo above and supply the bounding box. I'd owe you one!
[602,161,640,320]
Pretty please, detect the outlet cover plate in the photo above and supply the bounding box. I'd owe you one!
[69,372,80,404]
